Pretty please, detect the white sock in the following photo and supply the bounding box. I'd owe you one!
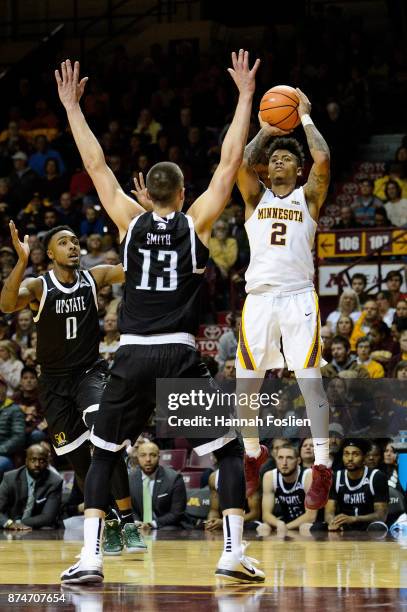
[83,517,104,557]
[223,514,244,555]
[244,438,261,458]
[313,438,330,467]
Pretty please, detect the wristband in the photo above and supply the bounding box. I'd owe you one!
[301,114,314,127]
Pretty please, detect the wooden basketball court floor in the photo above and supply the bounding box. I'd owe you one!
[1,529,407,611]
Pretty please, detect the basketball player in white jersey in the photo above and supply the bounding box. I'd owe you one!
[236,89,332,510]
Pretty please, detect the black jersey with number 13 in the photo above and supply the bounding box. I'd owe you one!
[119,211,209,335]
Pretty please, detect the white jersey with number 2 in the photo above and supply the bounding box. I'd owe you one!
[245,186,317,293]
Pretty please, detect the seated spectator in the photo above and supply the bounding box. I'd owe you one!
[129,441,186,529]
[325,439,388,531]
[326,289,361,330]
[24,245,47,278]
[36,208,60,240]
[17,192,47,234]
[133,108,162,144]
[321,325,334,362]
[216,312,241,371]
[383,441,403,491]
[351,273,368,304]
[350,299,380,350]
[69,165,95,204]
[321,335,369,378]
[80,207,105,238]
[369,320,398,354]
[356,337,385,378]
[205,469,260,531]
[99,312,120,366]
[9,151,40,208]
[13,367,46,446]
[374,207,391,227]
[0,375,25,479]
[28,99,59,130]
[215,358,236,382]
[329,423,345,471]
[11,309,34,349]
[81,234,105,269]
[39,158,68,203]
[376,290,396,327]
[374,162,407,200]
[394,299,407,324]
[0,444,62,529]
[393,359,407,380]
[351,178,383,226]
[335,315,354,341]
[0,340,24,396]
[55,192,81,233]
[383,180,407,227]
[299,438,315,468]
[209,219,238,281]
[386,270,406,308]
[28,135,66,178]
[259,443,316,535]
[365,442,384,470]
[333,205,361,229]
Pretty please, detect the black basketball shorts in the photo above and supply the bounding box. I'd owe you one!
[39,359,109,456]
[91,344,213,451]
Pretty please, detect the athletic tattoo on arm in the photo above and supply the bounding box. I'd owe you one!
[244,129,274,167]
[304,124,330,209]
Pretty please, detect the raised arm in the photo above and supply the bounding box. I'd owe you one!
[297,88,330,221]
[187,49,260,244]
[237,115,289,219]
[55,60,145,241]
[90,264,125,288]
[0,221,42,313]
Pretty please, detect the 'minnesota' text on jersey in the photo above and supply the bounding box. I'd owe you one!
[245,186,316,292]
[34,269,100,373]
[119,211,208,335]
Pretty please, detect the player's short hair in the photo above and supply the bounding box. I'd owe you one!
[331,335,350,352]
[276,442,299,457]
[341,438,371,455]
[42,226,75,252]
[146,162,184,206]
[268,137,305,167]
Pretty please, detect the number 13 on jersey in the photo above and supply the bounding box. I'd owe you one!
[137,248,178,291]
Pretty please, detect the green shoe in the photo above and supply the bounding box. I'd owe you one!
[122,523,147,553]
[103,519,123,556]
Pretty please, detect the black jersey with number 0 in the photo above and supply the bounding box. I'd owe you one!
[34,269,100,374]
[331,467,389,525]
[272,466,309,522]
[119,211,209,335]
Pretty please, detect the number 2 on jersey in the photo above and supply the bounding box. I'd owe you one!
[137,249,178,291]
[270,222,287,246]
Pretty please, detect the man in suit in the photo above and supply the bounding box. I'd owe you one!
[0,443,62,530]
[129,441,186,530]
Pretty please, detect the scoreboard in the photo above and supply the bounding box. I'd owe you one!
[317,229,407,259]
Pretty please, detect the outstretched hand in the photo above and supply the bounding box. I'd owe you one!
[130,172,153,210]
[227,49,260,96]
[9,220,29,262]
[295,88,312,118]
[55,59,88,111]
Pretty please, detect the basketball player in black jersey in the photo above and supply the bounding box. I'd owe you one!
[325,439,389,531]
[260,443,316,535]
[0,222,145,555]
[56,52,264,584]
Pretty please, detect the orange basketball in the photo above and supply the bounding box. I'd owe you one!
[259,85,300,131]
